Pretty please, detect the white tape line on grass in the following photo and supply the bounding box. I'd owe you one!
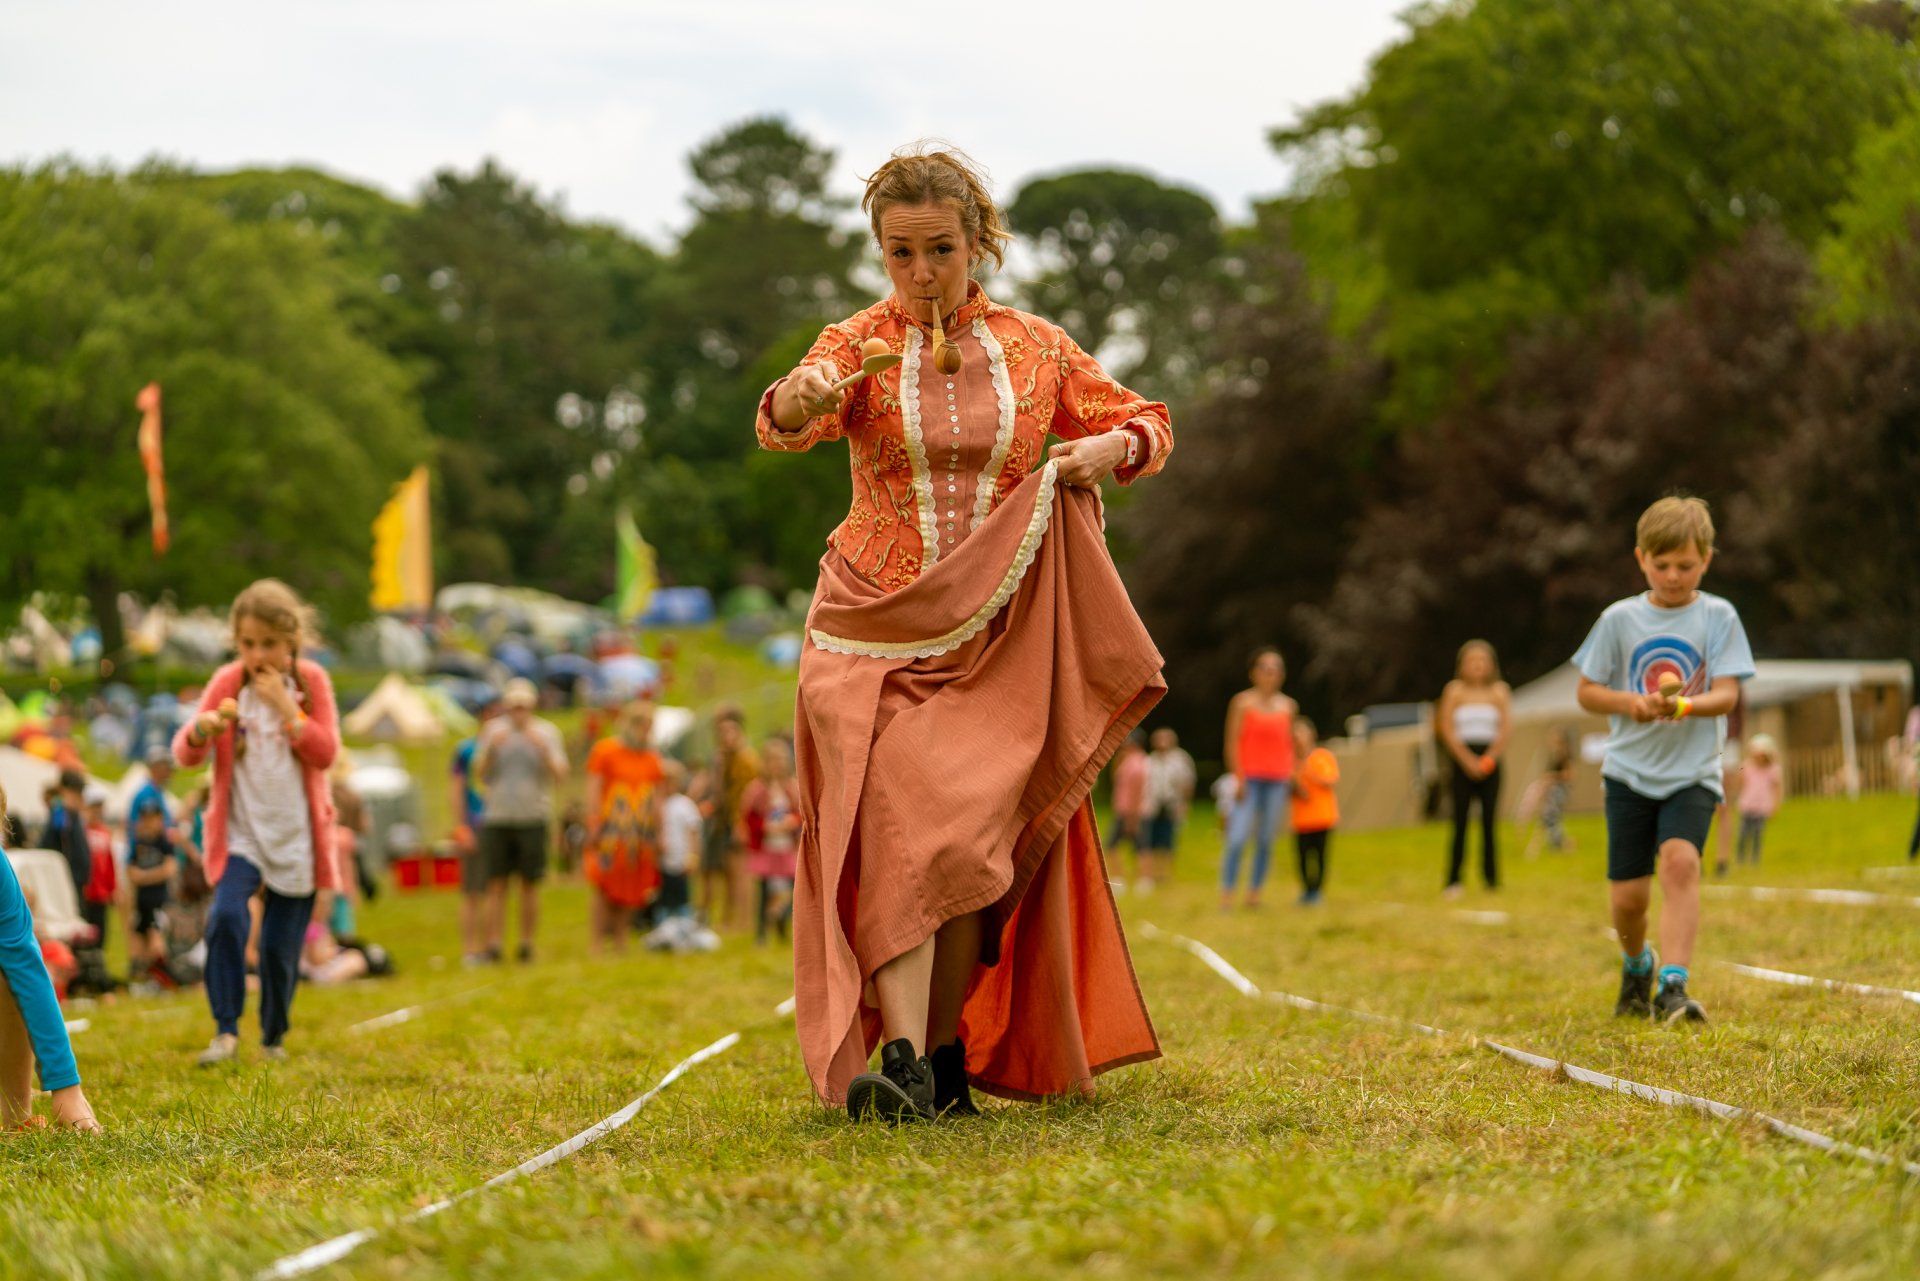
[1479,1040,1920,1176]
[1724,962,1920,1008]
[260,1032,742,1279]
[1380,902,1509,926]
[1706,884,1920,909]
[1137,924,1445,1036]
[1143,922,1920,1180]
[262,996,796,1279]
[345,983,497,1034]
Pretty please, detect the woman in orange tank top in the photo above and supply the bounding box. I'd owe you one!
[1221,647,1297,909]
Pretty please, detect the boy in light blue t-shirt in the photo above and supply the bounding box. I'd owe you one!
[1574,496,1754,1025]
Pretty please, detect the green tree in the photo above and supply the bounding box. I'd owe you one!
[1298,228,1821,709]
[1276,0,1917,420]
[637,117,861,466]
[179,167,434,391]
[1007,168,1223,388]
[1120,211,1381,751]
[392,162,657,594]
[1818,106,1920,322]
[0,163,428,655]
[625,118,863,593]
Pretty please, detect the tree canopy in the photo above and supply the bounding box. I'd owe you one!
[1007,168,1222,388]
[1276,0,1917,419]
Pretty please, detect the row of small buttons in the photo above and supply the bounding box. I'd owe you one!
[946,379,959,543]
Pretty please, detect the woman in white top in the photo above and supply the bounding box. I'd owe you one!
[1437,640,1511,895]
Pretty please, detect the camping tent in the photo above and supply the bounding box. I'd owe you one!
[1328,657,1914,831]
[638,587,716,626]
[342,674,451,743]
[0,745,63,827]
[416,684,478,736]
[1507,658,1914,802]
[4,847,87,943]
[653,706,695,750]
[346,616,432,673]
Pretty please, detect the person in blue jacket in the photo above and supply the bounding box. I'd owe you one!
[2,780,101,1132]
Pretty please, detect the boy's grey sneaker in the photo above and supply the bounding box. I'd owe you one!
[1653,978,1707,1024]
[1615,963,1654,1018]
[261,1046,288,1063]
[847,1038,935,1123]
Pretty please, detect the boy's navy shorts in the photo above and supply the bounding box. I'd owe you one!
[1603,779,1718,881]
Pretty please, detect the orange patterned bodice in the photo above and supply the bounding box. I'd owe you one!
[754,283,1173,593]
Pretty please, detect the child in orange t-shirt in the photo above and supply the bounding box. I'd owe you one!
[583,701,664,955]
[1290,717,1339,905]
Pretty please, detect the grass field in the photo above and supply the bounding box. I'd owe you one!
[5,792,1918,1280]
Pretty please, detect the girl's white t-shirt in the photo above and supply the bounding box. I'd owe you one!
[658,793,703,875]
[227,677,315,896]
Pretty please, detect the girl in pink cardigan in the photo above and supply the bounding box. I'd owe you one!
[173,580,338,1067]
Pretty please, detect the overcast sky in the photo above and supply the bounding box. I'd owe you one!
[2,0,1412,243]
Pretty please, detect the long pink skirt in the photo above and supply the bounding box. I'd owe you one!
[791,462,1165,1103]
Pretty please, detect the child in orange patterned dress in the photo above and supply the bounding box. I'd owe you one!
[583,701,663,955]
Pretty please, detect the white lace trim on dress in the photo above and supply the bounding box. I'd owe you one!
[898,327,941,568]
[971,317,1017,532]
[809,461,1061,660]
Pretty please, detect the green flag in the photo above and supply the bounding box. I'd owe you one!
[616,506,656,623]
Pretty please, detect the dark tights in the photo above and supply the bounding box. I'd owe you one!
[1296,829,1329,895]
[1447,748,1501,889]
[755,879,791,944]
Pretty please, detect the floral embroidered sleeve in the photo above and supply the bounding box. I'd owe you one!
[1048,334,1173,484]
[755,323,863,453]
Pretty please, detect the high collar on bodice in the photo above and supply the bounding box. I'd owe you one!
[883,279,999,334]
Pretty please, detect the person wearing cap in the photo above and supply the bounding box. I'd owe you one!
[474,678,568,963]
[125,794,177,985]
[127,750,177,848]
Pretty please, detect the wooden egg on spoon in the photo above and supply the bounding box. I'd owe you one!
[825,338,902,395]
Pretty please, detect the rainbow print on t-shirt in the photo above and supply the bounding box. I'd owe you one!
[1629,635,1706,699]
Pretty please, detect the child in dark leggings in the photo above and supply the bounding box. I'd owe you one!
[1289,717,1340,905]
[1439,640,1511,895]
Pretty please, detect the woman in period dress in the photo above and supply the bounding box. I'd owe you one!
[756,146,1174,1122]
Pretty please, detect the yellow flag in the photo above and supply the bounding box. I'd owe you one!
[616,506,656,622]
[371,466,433,612]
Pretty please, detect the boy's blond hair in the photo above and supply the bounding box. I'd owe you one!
[1637,496,1716,557]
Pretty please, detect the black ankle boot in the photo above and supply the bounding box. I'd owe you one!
[929,1039,980,1118]
[847,1038,935,1123]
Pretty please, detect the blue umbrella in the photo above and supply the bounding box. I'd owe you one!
[540,652,600,692]
[493,638,541,680]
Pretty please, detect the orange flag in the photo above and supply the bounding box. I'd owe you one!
[136,382,168,555]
